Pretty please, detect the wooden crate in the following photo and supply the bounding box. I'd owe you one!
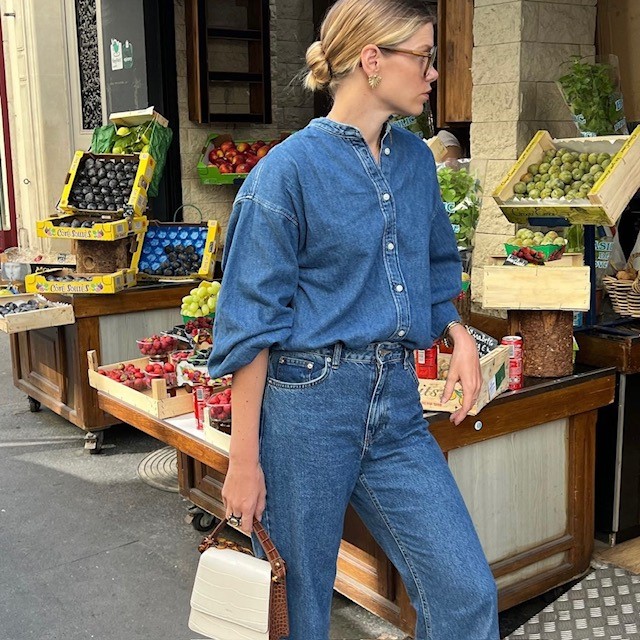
[483,265,590,311]
[87,349,212,419]
[419,345,509,416]
[0,294,74,334]
[493,127,640,225]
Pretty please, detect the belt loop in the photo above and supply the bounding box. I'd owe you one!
[404,347,413,370]
[331,342,343,369]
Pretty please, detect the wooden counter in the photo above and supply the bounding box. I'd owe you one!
[95,364,615,635]
[10,283,192,437]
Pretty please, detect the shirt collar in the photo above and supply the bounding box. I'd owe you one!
[310,117,392,141]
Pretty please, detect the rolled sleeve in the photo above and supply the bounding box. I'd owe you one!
[208,195,299,377]
[429,190,462,342]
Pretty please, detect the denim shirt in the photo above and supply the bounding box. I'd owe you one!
[208,117,461,378]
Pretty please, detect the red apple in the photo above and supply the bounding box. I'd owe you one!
[220,140,236,153]
[256,145,269,159]
[235,163,250,173]
[219,163,233,174]
[208,149,218,163]
[236,142,250,152]
[245,154,258,168]
[231,154,246,166]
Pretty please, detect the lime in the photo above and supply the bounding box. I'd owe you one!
[538,162,551,174]
[559,171,573,184]
[597,153,610,164]
[539,173,550,184]
[529,189,541,199]
[572,168,583,180]
[561,153,574,164]
[601,158,611,169]
[588,152,598,164]
[551,188,565,199]
[548,165,560,176]
[579,153,589,163]
[572,181,584,191]
[540,188,552,198]
[579,161,590,173]
[535,181,546,191]
[589,164,602,175]
[526,182,537,193]
[561,162,573,173]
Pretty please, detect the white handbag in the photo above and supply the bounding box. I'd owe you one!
[189,517,289,640]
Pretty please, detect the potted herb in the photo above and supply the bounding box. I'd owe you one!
[557,55,628,137]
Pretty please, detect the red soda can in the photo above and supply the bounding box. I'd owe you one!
[508,357,523,390]
[415,346,438,379]
[193,384,213,430]
[501,335,523,360]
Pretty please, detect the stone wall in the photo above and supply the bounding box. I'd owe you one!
[173,0,314,234]
[470,0,597,308]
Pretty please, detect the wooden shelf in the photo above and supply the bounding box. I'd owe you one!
[186,0,272,124]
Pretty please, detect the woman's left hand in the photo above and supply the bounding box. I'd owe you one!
[441,324,482,426]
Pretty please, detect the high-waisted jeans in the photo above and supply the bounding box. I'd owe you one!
[252,341,499,640]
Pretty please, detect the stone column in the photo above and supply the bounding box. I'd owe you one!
[470,0,597,308]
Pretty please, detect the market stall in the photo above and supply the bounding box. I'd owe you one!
[89,350,614,635]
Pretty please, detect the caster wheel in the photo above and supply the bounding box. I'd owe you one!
[28,397,41,413]
[191,512,219,532]
[84,430,104,454]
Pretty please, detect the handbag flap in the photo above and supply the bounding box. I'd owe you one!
[191,547,272,633]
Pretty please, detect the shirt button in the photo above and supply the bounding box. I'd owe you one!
[398,330,406,337]
[387,242,395,251]
[384,148,390,155]
[395,284,404,293]
[382,193,390,201]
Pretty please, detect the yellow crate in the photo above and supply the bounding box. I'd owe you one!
[419,345,510,416]
[198,221,221,279]
[482,265,591,311]
[59,151,155,218]
[493,126,640,226]
[25,268,136,295]
[36,214,148,241]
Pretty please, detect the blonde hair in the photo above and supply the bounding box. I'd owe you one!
[304,0,436,93]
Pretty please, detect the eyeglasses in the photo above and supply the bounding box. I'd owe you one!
[378,45,437,77]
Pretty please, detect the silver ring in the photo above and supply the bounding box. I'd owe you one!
[228,515,242,527]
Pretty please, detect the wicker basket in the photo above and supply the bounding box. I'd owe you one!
[603,275,640,317]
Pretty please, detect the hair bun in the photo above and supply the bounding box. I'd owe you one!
[304,40,332,91]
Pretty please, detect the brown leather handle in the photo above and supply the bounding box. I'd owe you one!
[201,517,287,581]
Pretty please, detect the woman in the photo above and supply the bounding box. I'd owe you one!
[208,1,499,638]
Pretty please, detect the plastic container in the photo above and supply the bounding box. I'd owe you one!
[145,370,177,389]
[170,350,193,366]
[136,335,177,357]
[504,243,567,262]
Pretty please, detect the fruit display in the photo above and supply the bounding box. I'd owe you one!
[206,386,232,425]
[137,221,220,280]
[437,164,481,250]
[98,362,149,391]
[67,156,140,211]
[180,281,221,318]
[144,360,177,388]
[198,134,287,185]
[59,151,155,218]
[505,228,568,263]
[0,298,50,315]
[185,316,213,336]
[136,334,177,357]
[510,149,616,203]
[111,122,154,155]
[170,350,193,365]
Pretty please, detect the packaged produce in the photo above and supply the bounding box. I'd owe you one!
[198,134,287,184]
[98,362,149,391]
[504,227,568,264]
[437,160,481,250]
[557,55,628,137]
[136,334,177,357]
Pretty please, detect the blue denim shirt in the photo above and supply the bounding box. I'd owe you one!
[208,117,461,377]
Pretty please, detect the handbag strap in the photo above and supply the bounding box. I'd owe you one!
[199,517,287,581]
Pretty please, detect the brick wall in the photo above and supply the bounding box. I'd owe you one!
[173,0,314,235]
[470,0,597,308]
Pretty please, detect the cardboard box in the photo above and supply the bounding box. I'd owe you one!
[0,294,74,334]
[59,151,155,218]
[483,265,591,311]
[419,345,510,416]
[493,127,640,225]
[109,106,169,129]
[37,214,148,241]
[137,221,220,281]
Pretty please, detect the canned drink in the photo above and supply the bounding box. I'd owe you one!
[193,384,213,430]
[508,357,523,390]
[415,346,438,379]
[502,335,523,360]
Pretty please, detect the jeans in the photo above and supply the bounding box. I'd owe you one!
[253,341,499,640]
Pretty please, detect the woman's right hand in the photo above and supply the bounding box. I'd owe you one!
[221,459,266,536]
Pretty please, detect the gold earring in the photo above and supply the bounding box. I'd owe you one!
[368,74,382,89]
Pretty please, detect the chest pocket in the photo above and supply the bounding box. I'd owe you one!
[268,353,331,388]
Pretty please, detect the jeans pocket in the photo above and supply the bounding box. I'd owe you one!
[268,352,332,389]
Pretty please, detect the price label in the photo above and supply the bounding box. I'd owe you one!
[466,325,499,358]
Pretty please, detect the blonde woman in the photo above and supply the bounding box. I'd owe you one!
[209,1,499,637]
